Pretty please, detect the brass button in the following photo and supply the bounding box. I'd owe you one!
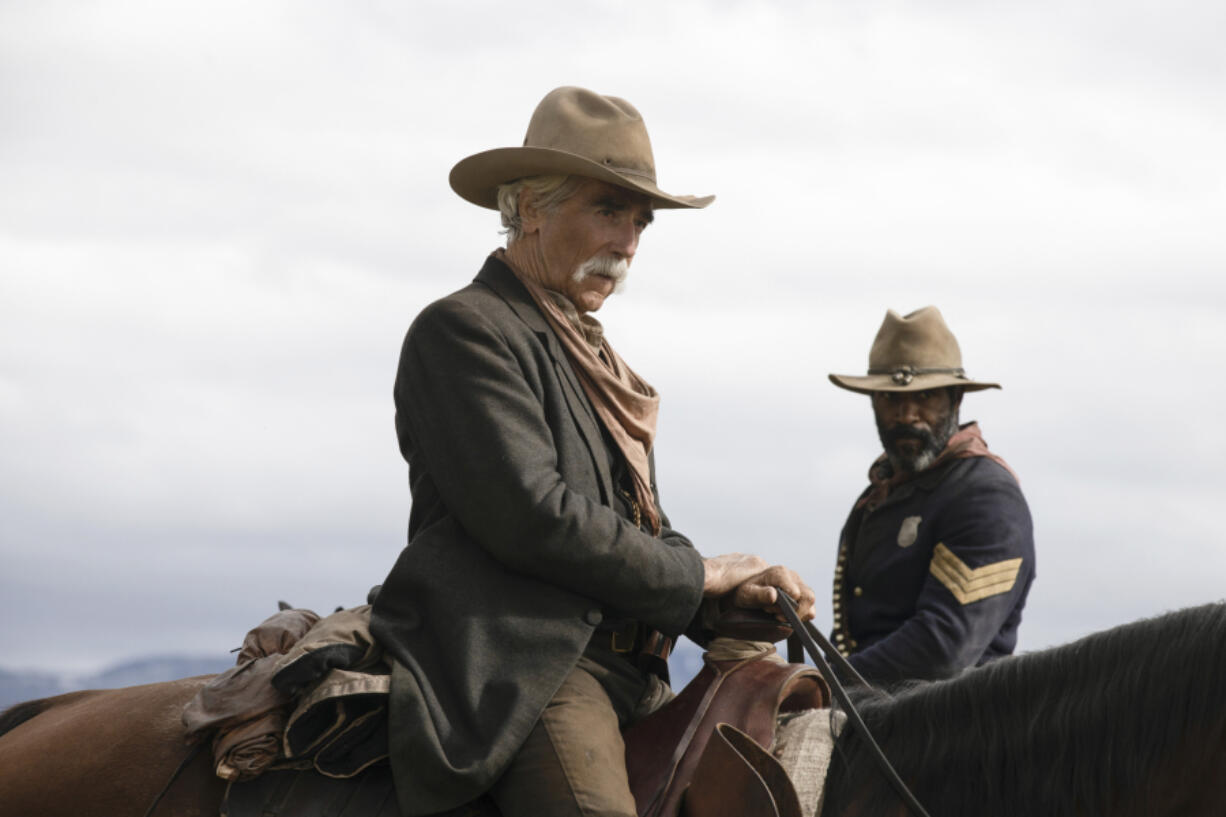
[584,609,603,626]
[853,586,864,597]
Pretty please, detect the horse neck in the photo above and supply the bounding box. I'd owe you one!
[823,605,1226,817]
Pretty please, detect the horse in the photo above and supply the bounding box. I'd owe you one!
[3,603,1225,817]
[0,675,225,817]
[822,602,1226,817]
[0,639,821,817]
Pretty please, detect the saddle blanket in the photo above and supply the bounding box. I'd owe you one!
[773,708,845,817]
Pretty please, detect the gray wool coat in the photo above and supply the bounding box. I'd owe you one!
[370,255,706,816]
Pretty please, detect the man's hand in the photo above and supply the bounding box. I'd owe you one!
[701,553,770,596]
[730,564,817,622]
[702,555,817,623]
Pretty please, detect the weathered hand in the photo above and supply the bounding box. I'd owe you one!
[730,565,817,623]
[701,553,771,598]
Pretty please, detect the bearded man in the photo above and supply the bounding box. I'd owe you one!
[827,306,1035,685]
[369,86,815,817]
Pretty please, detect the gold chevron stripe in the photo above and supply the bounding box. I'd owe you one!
[929,543,1023,605]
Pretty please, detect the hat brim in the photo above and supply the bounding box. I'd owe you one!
[828,373,1001,395]
[449,146,715,211]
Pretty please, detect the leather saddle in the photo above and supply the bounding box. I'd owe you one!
[624,646,825,817]
[683,723,805,817]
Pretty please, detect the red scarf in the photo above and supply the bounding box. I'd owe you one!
[857,422,1018,511]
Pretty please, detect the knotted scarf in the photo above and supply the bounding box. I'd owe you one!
[496,250,662,534]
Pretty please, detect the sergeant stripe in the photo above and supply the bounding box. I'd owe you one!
[929,543,1023,605]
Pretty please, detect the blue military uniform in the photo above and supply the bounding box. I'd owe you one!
[832,434,1035,684]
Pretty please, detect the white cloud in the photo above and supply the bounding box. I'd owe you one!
[2,0,1224,673]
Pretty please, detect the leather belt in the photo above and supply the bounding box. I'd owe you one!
[594,619,674,664]
[596,618,642,653]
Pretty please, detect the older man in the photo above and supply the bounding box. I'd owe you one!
[827,306,1035,685]
[370,87,815,817]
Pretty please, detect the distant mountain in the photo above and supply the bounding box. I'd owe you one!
[0,654,233,710]
[81,655,233,689]
[0,668,64,712]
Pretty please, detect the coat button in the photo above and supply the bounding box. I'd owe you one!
[584,609,603,626]
[853,586,864,597]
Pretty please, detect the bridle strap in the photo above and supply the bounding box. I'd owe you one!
[775,589,932,817]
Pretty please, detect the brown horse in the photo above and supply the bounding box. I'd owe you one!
[4,604,1226,817]
[0,675,223,817]
[0,649,819,817]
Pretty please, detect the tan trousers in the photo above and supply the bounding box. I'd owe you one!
[488,645,668,817]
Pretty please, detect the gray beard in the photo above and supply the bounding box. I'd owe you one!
[878,410,961,474]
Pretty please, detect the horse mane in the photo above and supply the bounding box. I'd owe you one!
[0,698,55,739]
[823,603,1226,817]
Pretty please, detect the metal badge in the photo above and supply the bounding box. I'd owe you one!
[897,515,922,547]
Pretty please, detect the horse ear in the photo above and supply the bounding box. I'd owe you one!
[278,600,293,611]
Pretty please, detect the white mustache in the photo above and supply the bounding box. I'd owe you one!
[573,256,630,291]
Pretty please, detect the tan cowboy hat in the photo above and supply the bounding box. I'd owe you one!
[449,86,715,211]
[829,306,1001,394]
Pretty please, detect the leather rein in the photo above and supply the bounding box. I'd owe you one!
[143,740,205,817]
[775,589,933,817]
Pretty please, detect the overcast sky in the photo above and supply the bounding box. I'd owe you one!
[2,0,1224,675]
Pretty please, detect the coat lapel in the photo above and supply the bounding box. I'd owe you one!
[475,256,614,503]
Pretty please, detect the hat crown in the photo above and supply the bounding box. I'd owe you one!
[868,307,963,371]
[829,306,999,394]
[448,85,713,211]
[523,86,657,183]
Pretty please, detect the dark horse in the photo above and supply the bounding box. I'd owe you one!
[2,604,1225,817]
[823,602,1226,817]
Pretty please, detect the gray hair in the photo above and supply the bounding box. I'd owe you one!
[497,175,585,244]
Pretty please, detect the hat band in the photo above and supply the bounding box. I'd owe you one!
[605,164,656,183]
[866,365,966,386]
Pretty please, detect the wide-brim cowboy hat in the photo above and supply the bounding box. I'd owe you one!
[449,86,715,211]
[829,306,1001,394]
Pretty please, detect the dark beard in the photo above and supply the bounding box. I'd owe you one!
[877,410,960,474]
